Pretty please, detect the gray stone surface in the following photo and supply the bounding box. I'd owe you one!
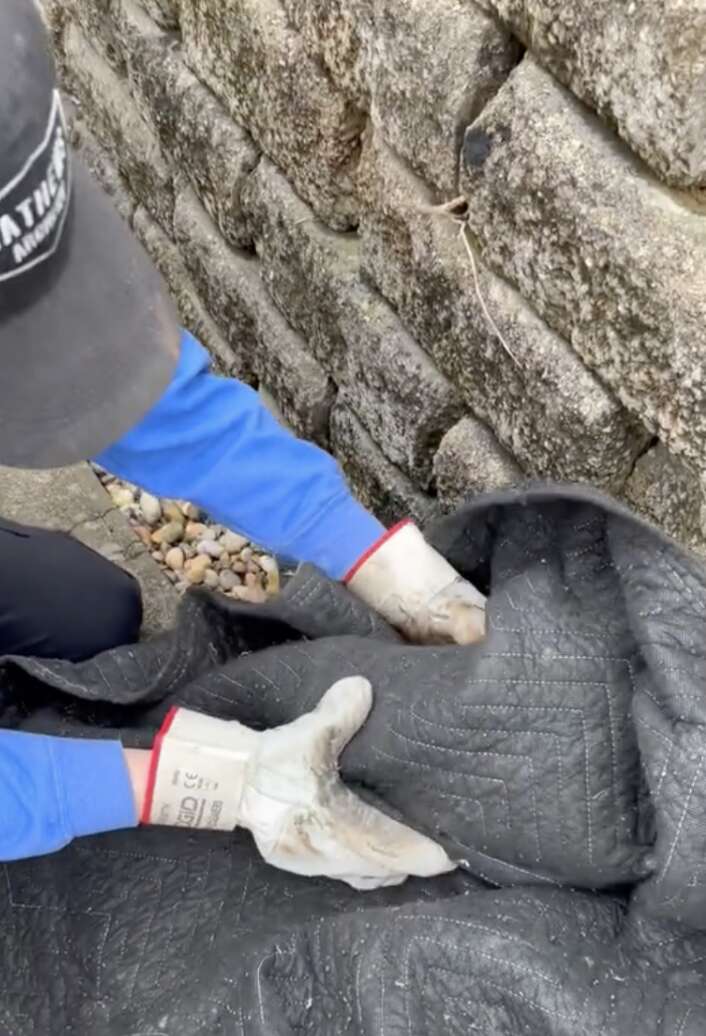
[434,416,523,512]
[283,0,518,193]
[243,160,464,485]
[180,0,363,230]
[330,405,439,529]
[0,465,178,635]
[475,0,706,188]
[359,130,646,490]
[116,0,259,250]
[47,0,127,76]
[281,0,372,107]
[367,0,519,193]
[460,57,706,472]
[174,187,335,445]
[66,108,136,226]
[46,0,706,554]
[138,0,179,28]
[622,445,706,559]
[243,160,360,382]
[63,22,174,230]
[132,206,252,380]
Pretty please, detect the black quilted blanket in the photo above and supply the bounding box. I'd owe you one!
[2,483,706,1035]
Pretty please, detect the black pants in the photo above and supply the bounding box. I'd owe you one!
[0,518,143,661]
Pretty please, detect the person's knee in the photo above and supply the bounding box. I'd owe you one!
[88,555,143,655]
[0,522,143,661]
[61,541,143,659]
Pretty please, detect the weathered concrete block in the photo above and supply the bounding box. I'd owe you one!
[115,0,258,250]
[137,0,179,29]
[39,0,72,56]
[250,298,337,448]
[281,0,518,194]
[475,0,706,188]
[243,160,464,485]
[367,0,519,193]
[460,57,706,472]
[434,416,522,512]
[63,23,174,231]
[69,113,135,226]
[243,161,359,381]
[179,0,363,230]
[338,289,464,487]
[53,0,129,73]
[330,404,439,529]
[622,444,706,558]
[359,130,646,490]
[132,207,251,380]
[173,187,335,444]
[281,0,371,107]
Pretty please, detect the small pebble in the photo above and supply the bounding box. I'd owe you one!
[258,556,280,594]
[203,569,219,589]
[184,521,209,541]
[163,501,184,524]
[198,539,224,559]
[185,555,212,585]
[231,560,246,574]
[231,585,266,604]
[109,485,136,509]
[165,547,185,571]
[246,560,260,575]
[240,547,253,562]
[181,502,202,521]
[185,553,211,572]
[244,571,259,588]
[151,550,163,562]
[218,570,241,592]
[134,525,153,549]
[221,532,249,554]
[152,520,184,546]
[139,492,162,525]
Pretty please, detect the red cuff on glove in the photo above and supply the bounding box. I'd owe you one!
[140,706,178,824]
[343,520,413,584]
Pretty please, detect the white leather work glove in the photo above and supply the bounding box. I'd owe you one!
[142,677,454,890]
[345,521,487,645]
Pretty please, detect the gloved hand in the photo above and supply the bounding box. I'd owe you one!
[142,677,454,890]
[345,521,486,645]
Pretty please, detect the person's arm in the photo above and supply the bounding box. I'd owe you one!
[0,731,138,860]
[96,330,486,644]
[95,330,383,580]
[0,685,453,889]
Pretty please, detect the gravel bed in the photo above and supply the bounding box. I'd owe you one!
[94,468,280,604]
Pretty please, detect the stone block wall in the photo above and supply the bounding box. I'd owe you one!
[44,0,706,552]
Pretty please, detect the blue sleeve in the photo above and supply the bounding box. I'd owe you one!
[0,732,137,861]
[95,331,384,580]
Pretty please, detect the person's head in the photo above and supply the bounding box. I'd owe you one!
[0,0,179,469]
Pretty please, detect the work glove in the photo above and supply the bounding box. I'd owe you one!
[142,676,454,890]
[345,521,486,645]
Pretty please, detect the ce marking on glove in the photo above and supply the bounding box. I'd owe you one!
[182,770,219,791]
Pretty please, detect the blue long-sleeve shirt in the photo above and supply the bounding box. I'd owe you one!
[2,330,385,860]
[96,331,383,577]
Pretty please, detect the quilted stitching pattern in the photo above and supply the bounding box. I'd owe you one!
[1,484,706,1034]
